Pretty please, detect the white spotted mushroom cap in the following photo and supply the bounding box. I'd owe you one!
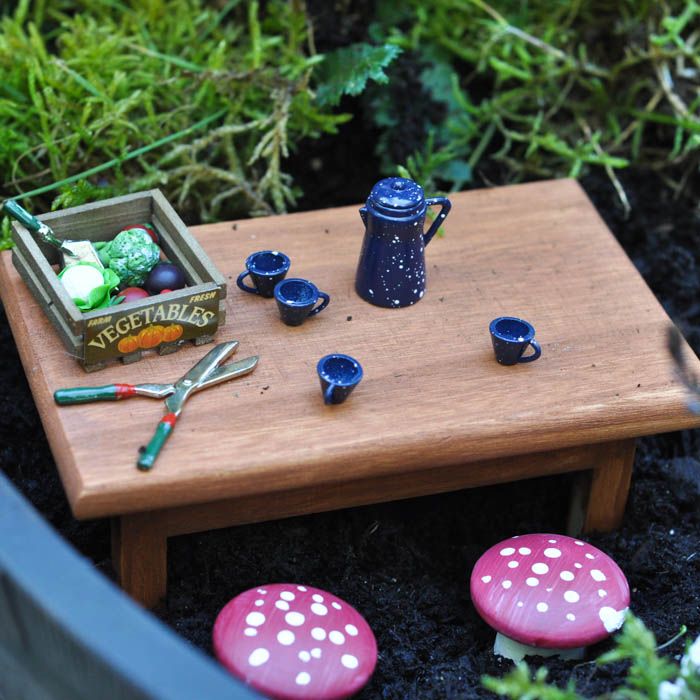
[470,534,630,649]
[213,584,377,700]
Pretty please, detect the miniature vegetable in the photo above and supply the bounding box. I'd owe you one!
[95,228,160,286]
[117,286,150,304]
[145,261,185,294]
[58,262,121,311]
[119,223,158,245]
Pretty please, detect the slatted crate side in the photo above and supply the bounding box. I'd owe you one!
[151,190,227,296]
[11,222,85,335]
[11,248,82,357]
[0,473,262,700]
[39,192,154,243]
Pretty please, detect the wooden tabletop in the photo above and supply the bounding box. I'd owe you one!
[2,179,698,520]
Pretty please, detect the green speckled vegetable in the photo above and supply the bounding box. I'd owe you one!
[95,228,160,286]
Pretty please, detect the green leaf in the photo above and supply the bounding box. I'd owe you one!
[314,42,402,107]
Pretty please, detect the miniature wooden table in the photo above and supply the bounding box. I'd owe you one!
[2,179,698,609]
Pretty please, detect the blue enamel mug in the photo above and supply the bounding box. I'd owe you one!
[489,317,542,365]
[355,177,451,308]
[274,278,330,326]
[237,250,290,298]
[317,354,363,405]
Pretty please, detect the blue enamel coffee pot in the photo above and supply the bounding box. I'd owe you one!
[355,177,451,308]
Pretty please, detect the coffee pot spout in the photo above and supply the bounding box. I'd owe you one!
[359,205,368,227]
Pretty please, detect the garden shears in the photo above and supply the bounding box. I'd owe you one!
[53,341,258,471]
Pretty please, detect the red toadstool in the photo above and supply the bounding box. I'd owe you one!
[470,533,630,662]
[213,584,377,699]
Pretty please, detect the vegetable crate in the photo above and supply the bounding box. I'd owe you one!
[10,190,227,372]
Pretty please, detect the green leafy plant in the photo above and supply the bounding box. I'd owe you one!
[366,0,700,211]
[0,0,351,248]
[482,613,700,699]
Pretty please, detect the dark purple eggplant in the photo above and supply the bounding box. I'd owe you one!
[145,262,186,295]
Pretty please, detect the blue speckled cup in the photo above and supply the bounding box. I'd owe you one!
[489,317,541,365]
[237,250,290,297]
[274,278,329,326]
[317,354,363,405]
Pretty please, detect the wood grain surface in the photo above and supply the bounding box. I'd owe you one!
[1,179,698,520]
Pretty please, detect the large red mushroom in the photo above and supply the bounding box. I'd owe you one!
[470,533,630,662]
[213,584,377,699]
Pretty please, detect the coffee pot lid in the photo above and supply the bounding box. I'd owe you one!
[367,177,425,218]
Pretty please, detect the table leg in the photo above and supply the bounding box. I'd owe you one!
[111,513,167,609]
[567,438,636,535]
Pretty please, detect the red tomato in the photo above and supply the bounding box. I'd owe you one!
[118,286,150,303]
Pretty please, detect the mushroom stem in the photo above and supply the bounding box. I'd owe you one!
[494,632,585,663]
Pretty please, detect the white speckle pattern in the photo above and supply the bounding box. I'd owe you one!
[257,589,267,594]
[296,672,311,686]
[214,584,377,699]
[285,611,305,626]
[311,603,328,616]
[470,533,630,649]
[277,630,295,645]
[329,630,345,645]
[297,585,307,591]
[342,654,359,669]
[248,648,269,666]
[246,612,265,627]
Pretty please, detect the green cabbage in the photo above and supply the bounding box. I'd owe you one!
[96,229,160,286]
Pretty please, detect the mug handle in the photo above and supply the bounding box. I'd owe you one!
[236,270,259,294]
[519,340,541,363]
[423,197,452,246]
[324,383,336,405]
[309,291,330,316]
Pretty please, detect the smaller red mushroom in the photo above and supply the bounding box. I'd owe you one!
[470,533,630,662]
[213,584,377,700]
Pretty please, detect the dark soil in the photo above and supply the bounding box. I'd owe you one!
[2,4,700,693]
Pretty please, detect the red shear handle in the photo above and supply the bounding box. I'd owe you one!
[137,413,177,471]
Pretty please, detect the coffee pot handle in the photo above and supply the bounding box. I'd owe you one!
[423,197,452,246]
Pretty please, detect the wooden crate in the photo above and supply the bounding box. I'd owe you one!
[10,190,226,371]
